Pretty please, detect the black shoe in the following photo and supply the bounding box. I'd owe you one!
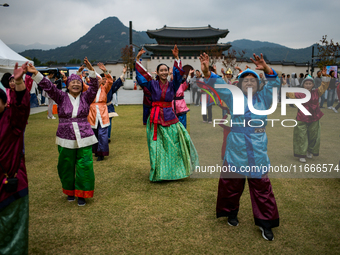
[108,139,111,143]
[67,195,75,202]
[78,197,86,206]
[97,156,104,161]
[227,216,239,226]
[259,227,274,241]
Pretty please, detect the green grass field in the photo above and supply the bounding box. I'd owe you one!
[25,104,340,254]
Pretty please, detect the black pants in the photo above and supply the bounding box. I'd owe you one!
[203,105,212,122]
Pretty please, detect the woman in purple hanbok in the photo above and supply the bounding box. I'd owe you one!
[28,58,98,206]
[135,46,199,182]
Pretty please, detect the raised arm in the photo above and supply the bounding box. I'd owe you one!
[200,53,211,79]
[251,53,280,106]
[109,66,127,94]
[198,53,235,107]
[184,69,194,91]
[82,57,99,104]
[135,48,152,91]
[97,62,114,93]
[172,45,185,92]
[28,63,64,105]
[10,62,30,133]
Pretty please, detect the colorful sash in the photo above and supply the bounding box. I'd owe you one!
[150,101,172,141]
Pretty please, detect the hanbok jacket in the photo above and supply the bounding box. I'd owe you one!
[84,73,113,129]
[135,59,184,127]
[32,71,99,149]
[0,89,30,210]
[288,76,330,123]
[206,70,280,178]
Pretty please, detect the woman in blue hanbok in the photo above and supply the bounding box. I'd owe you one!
[199,53,280,241]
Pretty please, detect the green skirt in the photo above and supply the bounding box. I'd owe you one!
[146,119,199,182]
[0,195,29,255]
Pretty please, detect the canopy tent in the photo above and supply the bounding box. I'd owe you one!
[0,39,33,77]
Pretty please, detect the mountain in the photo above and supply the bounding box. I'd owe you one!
[20,17,315,64]
[20,17,155,63]
[228,39,286,50]
[228,39,316,63]
[8,43,60,53]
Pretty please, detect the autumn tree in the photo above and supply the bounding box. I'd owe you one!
[316,35,340,69]
[121,45,135,79]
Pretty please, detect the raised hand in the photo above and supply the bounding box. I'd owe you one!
[172,45,179,59]
[321,66,327,76]
[78,65,85,73]
[245,65,251,70]
[136,48,145,60]
[27,63,38,75]
[189,69,195,75]
[213,64,217,73]
[250,53,271,74]
[199,53,210,77]
[97,62,106,72]
[169,67,173,75]
[13,62,28,81]
[221,68,225,74]
[84,57,94,71]
[122,66,127,74]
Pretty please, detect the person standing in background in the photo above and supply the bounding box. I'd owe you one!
[327,70,337,110]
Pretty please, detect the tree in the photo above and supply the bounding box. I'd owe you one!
[121,45,134,79]
[32,57,41,66]
[44,60,58,66]
[316,35,340,69]
[222,49,246,72]
[204,45,223,67]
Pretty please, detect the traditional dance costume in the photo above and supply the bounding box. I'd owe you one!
[142,86,152,125]
[0,88,30,255]
[172,81,190,128]
[136,60,199,182]
[206,69,280,230]
[85,73,124,157]
[288,75,330,158]
[32,71,98,198]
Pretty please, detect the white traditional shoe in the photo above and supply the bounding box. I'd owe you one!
[299,158,306,163]
[327,106,332,109]
[306,152,313,159]
[332,107,338,113]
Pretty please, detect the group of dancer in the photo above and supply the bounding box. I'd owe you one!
[0,45,335,254]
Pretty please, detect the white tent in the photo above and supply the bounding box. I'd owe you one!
[0,39,33,77]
